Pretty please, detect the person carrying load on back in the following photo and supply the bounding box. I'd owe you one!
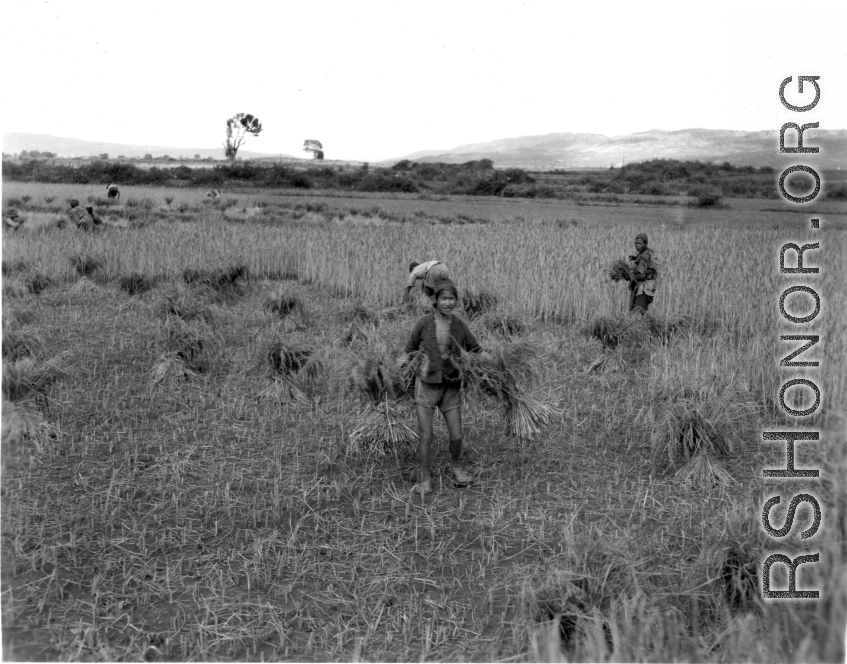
[628,232,657,313]
[404,260,450,299]
[67,199,90,228]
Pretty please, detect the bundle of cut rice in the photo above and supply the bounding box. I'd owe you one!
[587,349,629,374]
[264,291,304,319]
[151,317,211,382]
[607,258,631,282]
[348,348,417,403]
[259,341,321,402]
[675,452,736,489]
[505,393,558,439]
[2,324,44,361]
[586,314,651,350]
[348,400,417,457]
[397,350,427,396]
[152,351,198,384]
[258,377,307,404]
[457,342,536,402]
[3,353,70,403]
[482,313,526,339]
[661,405,731,463]
[343,320,378,348]
[1,399,54,454]
[462,288,499,319]
[457,343,556,438]
[267,342,318,379]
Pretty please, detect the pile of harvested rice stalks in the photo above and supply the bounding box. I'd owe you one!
[458,342,536,400]
[348,354,399,403]
[457,342,557,439]
[258,377,307,404]
[587,349,629,374]
[675,452,736,489]
[2,399,54,454]
[586,314,651,350]
[657,404,732,464]
[151,351,199,383]
[397,350,427,396]
[259,341,321,403]
[607,258,631,282]
[462,288,499,319]
[346,350,429,456]
[504,393,558,439]
[348,398,417,458]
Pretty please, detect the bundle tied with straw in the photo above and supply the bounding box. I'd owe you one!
[675,451,736,488]
[457,342,557,439]
[641,384,747,490]
[348,398,417,458]
[607,258,631,282]
[347,352,420,457]
[258,341,321,404]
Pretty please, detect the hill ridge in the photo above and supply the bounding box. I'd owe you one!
[2,132,294,161]
[396,128,847,169]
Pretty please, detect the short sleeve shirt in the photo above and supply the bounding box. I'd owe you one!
[406,261,443,288]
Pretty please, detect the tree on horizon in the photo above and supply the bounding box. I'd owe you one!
[303,139,324,160]
[224,114,263,164]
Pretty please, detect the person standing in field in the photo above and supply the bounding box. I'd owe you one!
[400,279,479,495]
[628,232,657,313]
[404,260,450,299]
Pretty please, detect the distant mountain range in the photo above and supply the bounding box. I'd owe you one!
[2,133,296,161]
[4,129,846,170]
[398,128,847,170]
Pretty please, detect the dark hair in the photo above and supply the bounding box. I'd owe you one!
[408,261,420,273]
[433,279,458,300]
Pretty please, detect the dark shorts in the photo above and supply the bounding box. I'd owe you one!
[632,293,653,312]
[414,378,462,413]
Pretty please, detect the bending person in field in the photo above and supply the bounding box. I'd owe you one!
[628,232,657,313]
[399,279,480,494]
[404,260,450,299]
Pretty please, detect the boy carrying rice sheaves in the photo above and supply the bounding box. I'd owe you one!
[404,260,450,299]
[398,279,480,495]
[627,232,657,313]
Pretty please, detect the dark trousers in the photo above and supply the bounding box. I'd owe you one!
[629,292,653,313]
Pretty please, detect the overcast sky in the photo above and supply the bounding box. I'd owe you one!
[2,0,845,162]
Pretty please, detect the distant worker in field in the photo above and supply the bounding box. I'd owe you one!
[85,206,103,228]
[404,260,450,299]
[627,232,657,313]
[67,199,89,228]
[3,208,23,232]
[400,279,480,495]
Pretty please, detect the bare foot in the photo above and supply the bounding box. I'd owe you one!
[413,479,432,496]
[451,467,473,485]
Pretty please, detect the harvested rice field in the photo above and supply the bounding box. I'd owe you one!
[2,183,846,662]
